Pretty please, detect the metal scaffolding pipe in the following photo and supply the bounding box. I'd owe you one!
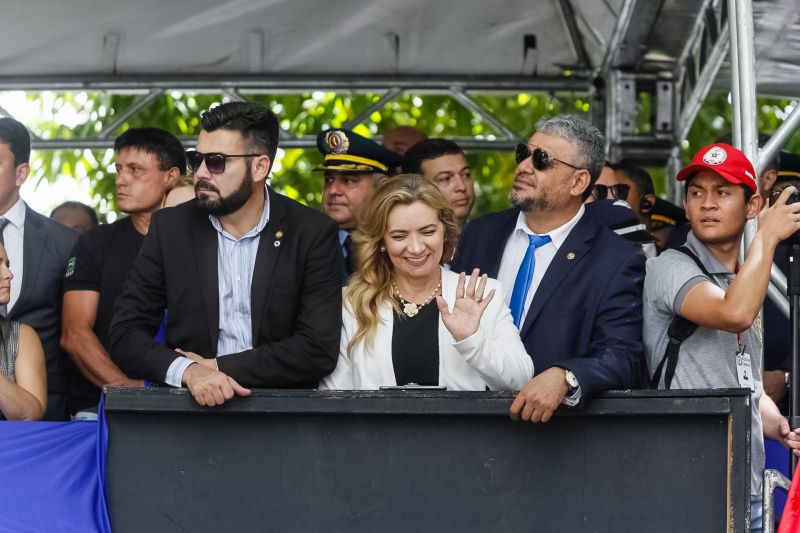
[730,0,759,170]
[677,25,730,143]
[759,102,800,175]
[0,75,592,93]
[728,0,791,317]
[30,136,520,152]
[773,264,789,300]
[763,469,792,533]
[768,281,790,319]
[728,0,742,150]
[222,88,246,102]
[668,146,682,206]
[98,89,164,139]
[449,87,518,140]
[343,87,404,130]
[728,0,756,243]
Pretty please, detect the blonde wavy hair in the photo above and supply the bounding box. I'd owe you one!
[345,174,460,356]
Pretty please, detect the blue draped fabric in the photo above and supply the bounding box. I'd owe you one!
[0,397,111,532]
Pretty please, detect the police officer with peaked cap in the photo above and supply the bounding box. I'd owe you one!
[316,128,404,276]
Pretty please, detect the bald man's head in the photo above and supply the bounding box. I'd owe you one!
[382,126,427,155]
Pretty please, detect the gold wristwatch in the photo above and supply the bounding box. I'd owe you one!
[565,369,579,390]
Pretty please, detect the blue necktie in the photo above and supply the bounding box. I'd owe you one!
[509,234,551,328]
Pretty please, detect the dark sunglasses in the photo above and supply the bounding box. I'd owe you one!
[185,150,263,174]
[514,143,582,171]
[592,183,631,201]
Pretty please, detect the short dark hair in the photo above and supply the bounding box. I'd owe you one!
[114,127,186,175]
[50,201,99,227]
[200,102,280,163]
[611,162,655,196]
[404,139,466,174]
[0,117,31,165]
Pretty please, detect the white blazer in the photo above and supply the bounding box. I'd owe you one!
[320,267,533,391]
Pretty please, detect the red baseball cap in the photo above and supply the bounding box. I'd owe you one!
[675,143,757,192]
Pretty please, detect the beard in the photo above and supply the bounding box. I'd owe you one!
[509,190,550,213]
[196,166,253,216]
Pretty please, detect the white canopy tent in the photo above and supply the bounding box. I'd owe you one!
[1,0,798,161]
[1,0,797,90]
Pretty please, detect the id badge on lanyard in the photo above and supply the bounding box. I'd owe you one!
[735,342,755,392]
[731,265,755,393]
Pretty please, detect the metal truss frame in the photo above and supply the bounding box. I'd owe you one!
[0,75,591,152]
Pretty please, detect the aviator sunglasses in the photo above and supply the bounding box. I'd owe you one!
[185,150,263,174]
[514,143,583,171]
[591,183,631,201]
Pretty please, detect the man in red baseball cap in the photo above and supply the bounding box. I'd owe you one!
[644,143,800,531]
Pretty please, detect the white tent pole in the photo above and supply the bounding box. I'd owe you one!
[730,0,759,175]
[728,0,789,318]
[728,0,742,151]
[728,0,758,256]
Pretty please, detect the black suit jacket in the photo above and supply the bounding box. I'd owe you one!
[8,206,78,420]
[109,188,343,388]
[451,207,646,397]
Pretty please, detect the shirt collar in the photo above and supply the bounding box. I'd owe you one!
[209,185,271,241]
[2,197,26,229]
[685,230,731,275]
[514,204,585,250]
[338,229,350,246]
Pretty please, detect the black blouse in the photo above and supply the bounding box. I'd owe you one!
[391,302,440,386]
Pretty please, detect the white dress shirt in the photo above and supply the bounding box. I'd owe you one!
[164,190,270,387]
[497,205,585,326]
[1,198,26,312]
[496,204,585,404]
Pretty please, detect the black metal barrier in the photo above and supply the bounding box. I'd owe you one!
[104,388,751,533]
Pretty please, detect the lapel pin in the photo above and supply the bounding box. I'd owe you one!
[274,240,281,247]
[566,252,576,260]
[275,231,284,239]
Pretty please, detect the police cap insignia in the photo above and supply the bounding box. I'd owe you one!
[324,131,350,155]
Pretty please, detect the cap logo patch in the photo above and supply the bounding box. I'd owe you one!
[324,131,350,154]
[703,146,727,165]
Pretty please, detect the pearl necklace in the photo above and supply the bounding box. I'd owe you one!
[393,279,442,318]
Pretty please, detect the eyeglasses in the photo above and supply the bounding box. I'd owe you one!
[514,143,582,171]
[185,150,263,174]
[592,183,631,201]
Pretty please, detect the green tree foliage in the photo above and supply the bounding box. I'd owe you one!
[18,90,588,218]
[10,89,800,219]
[685,92,800,155]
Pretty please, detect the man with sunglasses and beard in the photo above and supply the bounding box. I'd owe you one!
[109,102,343,407]
[451,115,646,423]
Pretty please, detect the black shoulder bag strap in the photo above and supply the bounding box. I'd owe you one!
[650,246,714,389]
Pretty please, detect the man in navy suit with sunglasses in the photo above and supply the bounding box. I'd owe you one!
[451,115,646,423]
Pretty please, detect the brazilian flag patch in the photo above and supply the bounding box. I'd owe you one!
[65,257,76,277]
